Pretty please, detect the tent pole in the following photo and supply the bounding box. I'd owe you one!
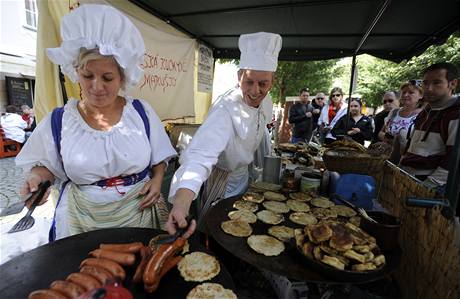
[345,55,357,130]
[345,0,391,131]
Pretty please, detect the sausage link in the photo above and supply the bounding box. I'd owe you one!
[145,255,183,293]
[80,265,114,285]
[89,249,135,266]
[50,280,85,299]
[99,242,143,253]
[133,246,152,283]
[143,238,187,291]
[66,272,101,292]
[28,289,69,299]
[80,258,126,280]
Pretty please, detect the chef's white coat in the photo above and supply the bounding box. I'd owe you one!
[169,86,273,200]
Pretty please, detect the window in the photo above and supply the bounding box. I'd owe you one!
[24,0,38,30]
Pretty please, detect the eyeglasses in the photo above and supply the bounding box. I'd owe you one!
[383,99,394,104]
[316,97,325,100]
[409,79,422,87]
[331,94,341,97]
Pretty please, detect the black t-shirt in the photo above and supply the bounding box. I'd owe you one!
[371,110,390,143]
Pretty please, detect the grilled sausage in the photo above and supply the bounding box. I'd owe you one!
[144,255,183,293]
[66,272,101,291]
[143,238,186,291]
[89,249,135,266]
[80,265,114,285]
[159,255,182,277]
[133,246,152,283]
[50,280,85,299]
[80,258,126,280]
[28,289,69,299]
[99,242,143,253]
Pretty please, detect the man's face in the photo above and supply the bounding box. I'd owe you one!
[382,94,397,111]
[238,69,274,108]
[315,93,325,107]
[300,91,310,104]
[422,69,458,103]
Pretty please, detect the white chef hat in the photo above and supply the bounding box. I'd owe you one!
[238,32,282,72]
[46,4,145,87]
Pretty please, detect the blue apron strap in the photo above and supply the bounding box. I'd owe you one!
[51,107,65,155]
[132,99,152,175]
[48,180,70,242]
[132,99,150,141]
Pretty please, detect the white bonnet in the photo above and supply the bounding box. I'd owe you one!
[46,4,145,87]
[238,32,282,72]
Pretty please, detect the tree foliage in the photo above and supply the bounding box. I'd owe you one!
[271,59,339,104]
[356,32,460,110]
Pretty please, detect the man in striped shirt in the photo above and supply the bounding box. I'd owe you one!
[400,62,459,189]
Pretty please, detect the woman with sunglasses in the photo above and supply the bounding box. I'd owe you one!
[331,98,373,145]
[378,81,423,163]
[318,87,348,144]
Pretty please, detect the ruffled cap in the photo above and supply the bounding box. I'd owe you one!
[46,4,145,86]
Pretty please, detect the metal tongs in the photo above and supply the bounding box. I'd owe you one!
[331,193,378,224]
[8,181,52,233]
[150,216,194,248]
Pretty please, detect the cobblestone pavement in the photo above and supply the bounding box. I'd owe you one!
[0,157,24,210]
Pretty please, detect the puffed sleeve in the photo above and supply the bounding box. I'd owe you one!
[15,113,67,181]
[139,99,177,166]
[168,107,234,201]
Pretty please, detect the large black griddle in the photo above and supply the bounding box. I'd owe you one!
[0,228,234,298]
[206,196,400,284]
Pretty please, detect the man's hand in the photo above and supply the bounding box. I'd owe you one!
[165,189,196,238]
[313,109,320,114]
[306,112,312,118]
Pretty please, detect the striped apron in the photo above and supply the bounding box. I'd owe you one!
[66,181,169,236]
[197,167,229,230]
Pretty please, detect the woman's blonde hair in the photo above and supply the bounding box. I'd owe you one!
[399,81,423,96]
[74,48,125,88]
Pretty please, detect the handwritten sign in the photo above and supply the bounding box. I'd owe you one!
[197,44,214,93]
[139,52,188,93]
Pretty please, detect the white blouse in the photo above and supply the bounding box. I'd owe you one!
[15,97,177,238]
[169,86,273,199]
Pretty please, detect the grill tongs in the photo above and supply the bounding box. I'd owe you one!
[8,180,51,234]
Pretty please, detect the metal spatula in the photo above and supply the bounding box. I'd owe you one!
[8,181,51,234]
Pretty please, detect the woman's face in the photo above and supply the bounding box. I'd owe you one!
[330,91,342,104]
[349,100,361,116]
[400,86,421,109]
[77,58,123,108]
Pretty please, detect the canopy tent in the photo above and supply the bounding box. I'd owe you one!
[128,0,459,62]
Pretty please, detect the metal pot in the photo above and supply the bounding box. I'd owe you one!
[360,211,401,252]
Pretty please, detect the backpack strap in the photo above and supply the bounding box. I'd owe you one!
[132,99,150,141]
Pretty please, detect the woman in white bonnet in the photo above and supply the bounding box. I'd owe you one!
[16,4,177,240]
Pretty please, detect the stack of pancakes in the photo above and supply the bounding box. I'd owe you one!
[295,220,386,272]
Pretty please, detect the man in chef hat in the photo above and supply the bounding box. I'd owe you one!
[166,32,282,234]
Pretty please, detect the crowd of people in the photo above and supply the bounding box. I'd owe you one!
[288,62,459,191]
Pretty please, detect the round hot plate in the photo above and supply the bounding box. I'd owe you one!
[0,228,235,298]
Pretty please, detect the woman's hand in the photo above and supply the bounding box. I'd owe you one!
[139,162,167,209]
[138,178,162,209]
[20,166,54,209]
[165,189,196,238]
